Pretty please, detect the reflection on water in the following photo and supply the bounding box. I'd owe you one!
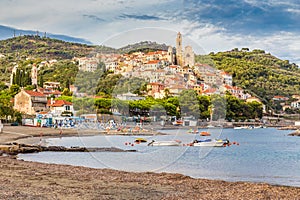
[19,128,300,187]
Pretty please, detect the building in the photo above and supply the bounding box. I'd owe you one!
[167,46,174,64]
[291,100,300,109]
[183,46,195,67]
[220,72,233,86]
[37,88,61,98]
[272,96,289,101]
[14,90,48,115]
[147,82,165,97]
[43,81,61,89]
[176,32,183,66]
[77,57,99,72]
[47,99,73,116]
[116,92,145,101]
[31,64,38,86]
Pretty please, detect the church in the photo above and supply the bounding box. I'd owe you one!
[168,32,195,67]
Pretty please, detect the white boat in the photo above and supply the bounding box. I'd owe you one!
[233,126,248,130]
[148,140,181,146]
[192,139,227,147]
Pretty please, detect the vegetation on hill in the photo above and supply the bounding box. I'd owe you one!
[118,41,169,54]
[197,49,300,109]
[1,36,299,117]
[0,35,95,83]
[0,35,95,59]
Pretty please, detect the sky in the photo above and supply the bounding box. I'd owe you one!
[1,0,300,64]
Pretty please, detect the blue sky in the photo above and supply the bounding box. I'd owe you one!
[1,0,300,64]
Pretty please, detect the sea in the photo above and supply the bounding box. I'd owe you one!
[18,128,300,187]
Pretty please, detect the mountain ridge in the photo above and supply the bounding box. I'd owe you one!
[0,24,92,44]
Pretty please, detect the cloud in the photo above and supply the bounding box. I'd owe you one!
[119,14,163,21]
[83,14,105,23]
[0,0,300,65]
[180,0,300,34]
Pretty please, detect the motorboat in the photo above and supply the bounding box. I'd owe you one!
[200,131,211,136]
[233,126,248,130]
[147,140,182,146]
[134,138,147,143]
[192,139,228,147]
[172,120,183,126]
[187,129,199,134]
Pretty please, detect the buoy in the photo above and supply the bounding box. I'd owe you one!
[131,144,134,146]
[233,141,236,145]
[125,142,128,145]
[237,143,240,146]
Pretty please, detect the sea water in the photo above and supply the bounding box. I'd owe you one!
[18,128,300,187]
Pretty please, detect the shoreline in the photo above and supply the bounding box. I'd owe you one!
[1,125,300,199]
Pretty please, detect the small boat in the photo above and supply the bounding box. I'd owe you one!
[233,126,248,130]
[134,138,147,143]
[192,139,227,147]
[200,131,211,136]
[147,140,181,146]
[172,120,183,126]
[187,129,199,134]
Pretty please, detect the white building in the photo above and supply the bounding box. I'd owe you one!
[291,100,300,109]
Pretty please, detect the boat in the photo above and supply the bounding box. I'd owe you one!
[172,120,183,126]
[192,139,228,147]
[147,140,182,146]
[233,126,248,130]
[200,131,211,136]
[187,129,199,134]
[134,138,147,143]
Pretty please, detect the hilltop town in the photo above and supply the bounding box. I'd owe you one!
[0,33,299,127]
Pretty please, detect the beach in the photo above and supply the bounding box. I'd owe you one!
[1,125,300,199]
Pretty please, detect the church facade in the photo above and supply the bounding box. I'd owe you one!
[173,32,195,67]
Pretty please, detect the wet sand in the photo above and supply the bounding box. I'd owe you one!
[1,125,300,199]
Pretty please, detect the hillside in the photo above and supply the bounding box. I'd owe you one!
[0,35,97,82]
[0,35,95,60]
[118,41,169,54]
[200,48,300,106]
[0,24,92,44]
[1,36,300,109]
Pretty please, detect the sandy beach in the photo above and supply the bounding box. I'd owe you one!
[1,125,300,199]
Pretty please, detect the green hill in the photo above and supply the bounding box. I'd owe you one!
[0,35,95,59]
[0,35,97,83]
[199,48,300,108]
[118,41,169,54]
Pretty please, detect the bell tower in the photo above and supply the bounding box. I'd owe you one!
[176,32,183,66]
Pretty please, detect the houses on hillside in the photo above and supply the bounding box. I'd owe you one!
[14,89,73,116]
[14,90,48,115]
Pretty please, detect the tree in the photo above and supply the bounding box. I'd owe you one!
[62,88,72,96]
[178,90,200,118]
[9,84,20,96]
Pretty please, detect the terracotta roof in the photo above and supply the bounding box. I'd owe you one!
[224,85,232,89]
[149,82,164,86]
[25,90,46,97]
[203,88,217,94]
[147,60,160,64]
[47,100,72,107]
